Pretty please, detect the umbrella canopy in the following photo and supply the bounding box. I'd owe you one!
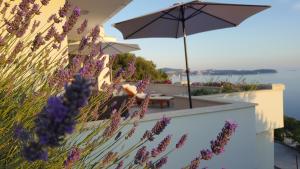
[113,0,270,108]
[114,1,270,39]
[68,41,140,55]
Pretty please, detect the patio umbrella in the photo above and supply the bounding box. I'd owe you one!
[68,41,140,81]
[68,41,140,55]
[113,0,270,108]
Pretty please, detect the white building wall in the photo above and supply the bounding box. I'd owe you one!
[256,130,274,169]
[72,85,284,169]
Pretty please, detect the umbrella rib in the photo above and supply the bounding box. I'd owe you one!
[175,8,181,38]
[201,10,237,26]
[125,8,177,39]
[162,11,180,20]
[161,16,180,21]
[185,5,207,21]
[188,5,237,26]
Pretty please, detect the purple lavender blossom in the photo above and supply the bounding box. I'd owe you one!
[30,20,40,33]
[115,161,123,169]
[134,146,148,165]
[1,2,9,14]
[45,26,58,41]
[136,79,150,93]
[31,33,45,51]
[188,156,201,169]
[59,0,71,17]
[151,116,171,135]
[0,36,5,46]
[10,5,17,14]
[77,19,88,34]
[103,110,121,138]
[91,25,100,43]
[125,58,136,77]
[210,120,238,155]
[40,0,51,6]
[154,156,168,169]
[22,142,48,162]
[78,36,89,51]
[21,75,91,161]
[62,7,81,35]
[114,131,122,141]
[176,134,187,149]
[141,130,154,141]
[139,94,149,119]
[64,147,81,168]
[151,135,172,157]
[14,124,30,141]
[200,149,213,160]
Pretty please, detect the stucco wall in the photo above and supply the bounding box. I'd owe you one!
[256,130,274,169]
[77,101,257,169]
[203,84,285,133]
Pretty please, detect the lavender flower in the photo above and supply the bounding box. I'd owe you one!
[30,20,41,33]
[45,26,58,41]
[77,19,88,34]
[14,124,30,141]
[78,36,89,51]
[134,146,148,165]
[90,25,100,43]
[62,7,80,35]
[125,58,136,77]
[188,156,201,169]
[59,0,71,17]
[21,75,91,161]
[1,2,9,14]
[30,3,40,15]
[210,120,238,155]
[139,94,150,119]
[115,161,123,169]
[40,0,50,6]
[48,14,62,23]
[31,33,45,51]
[22,142,48,162]
[102,151,118,166]
[151,116,171,135]
[64,147,81,168]
[125,127,136,139]
[154,156,168,169]
[9,41,24,61]
[136,78,150,93]
[10,5,17,14]
[200,149,213,160]
[176,134,187,149]
[0,36,5,46]
[103,110,121,138]
[141,130,154,141]
[151,135,172,157]
[115,131,122,141]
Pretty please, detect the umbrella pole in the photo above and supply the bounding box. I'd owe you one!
[182,20,193,109]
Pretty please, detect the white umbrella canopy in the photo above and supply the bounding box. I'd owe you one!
[113,0,270,108]
[68,41,140,55]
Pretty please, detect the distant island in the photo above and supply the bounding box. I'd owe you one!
[160,68,277,76]
[201,69,277,75]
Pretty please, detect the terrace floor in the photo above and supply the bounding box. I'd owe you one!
[130,96,228,114]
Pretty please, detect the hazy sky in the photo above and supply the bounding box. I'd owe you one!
[104,0,300,70]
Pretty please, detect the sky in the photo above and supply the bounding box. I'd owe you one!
[104,0,300,70]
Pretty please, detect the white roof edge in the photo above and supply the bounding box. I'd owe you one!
[102,0,133,24]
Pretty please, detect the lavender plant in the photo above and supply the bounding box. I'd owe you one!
[0,0,238,169]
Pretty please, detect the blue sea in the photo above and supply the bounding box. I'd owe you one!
[172,70,300,120]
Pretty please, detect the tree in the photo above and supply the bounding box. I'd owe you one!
[112,53,168,81]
